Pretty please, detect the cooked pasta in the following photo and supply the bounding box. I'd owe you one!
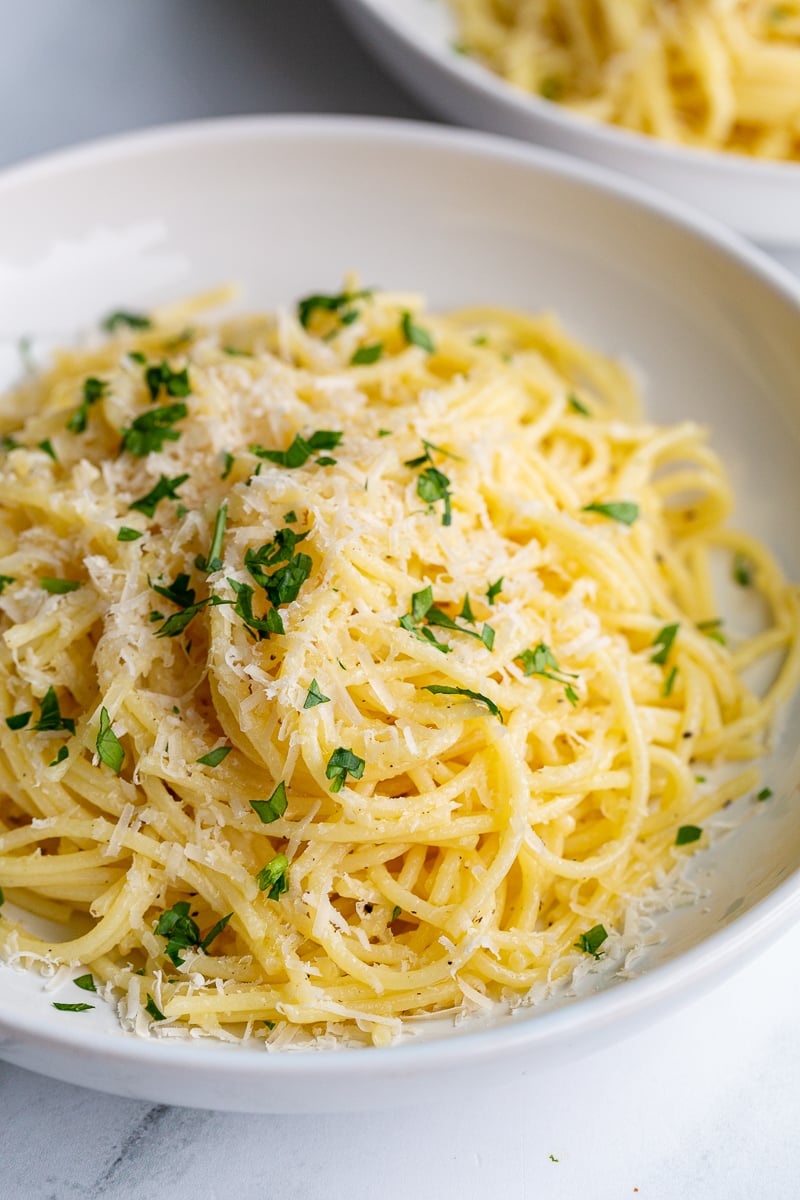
[449,0,800,160]
[0,285,796,1047]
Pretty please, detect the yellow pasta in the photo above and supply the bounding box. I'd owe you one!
[0,285,796,1048]
[449,0,800,160]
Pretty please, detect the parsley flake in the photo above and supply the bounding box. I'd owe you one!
[144,361,191,401]
[250,782,288,824]
[651,623,679,665]
[733,552,753,587]
[326,747,366,793]
[486,578,503,605]
[227,578,284,641]
[38,438,57,461]
[256,853,290,900]
[74,974,97,992]
[582,501,639,525]
[130,472,189,518]
[145,994,167,1021]
[33,687,75,734]
[103,310,152,332]
[663,666,679,697]
[68,377,107,434]
[196,745,231,768]
[0,575,15,594]
[422,684,503,722]
[53,1002,94,1013]
[48,745,69,767]
[250,430,342,469]
[96,707,125,774]
[757,787,772,802]
[40,577,82,594]
[517,644,579,705]
[391,905,402,922]
[154,900,232,966]
[5,711,31,730]
[417,466,452,525]
[676,824,702,846]
[297,289,371,329]
[351,343,383,365]
[568,394,590,416]
[575,924,608,958]
[304,679,330,708]
[195,502,227,574]
[117,526,143,541]
[221,451,235,480]
[698,618,726,645]
[120,402,187,456]
[401,311,435,353]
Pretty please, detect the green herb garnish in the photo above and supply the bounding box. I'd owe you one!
[401,311,435,353]
[651,623,679,665]
[0,575,15,594]
[144,361,191,401]
[568,394,590,416]
[250,782,288,825]
[33,687,75,734]
[103,310,152,333]
[297,289,371,329]
[304,679,330,708]
[256,853,290,900]
[757,787,772,802]
[68,377,107,434]
[96,707,124,774]
[117,526,143,541]
[5,711,31,730]
[145,994,167,1021]
[663,666,678,697]
[391,905,402,922]
[422,684,503,722]
[196,745,231,768]
[221,451,235,480]
[326,747,366,793]
[417,466,452,525]
[74,974,96,992]
[38,439,57,461]
[40,578,82,594]
[733,553,753,587]
[195,502,227,573]
[130,472,189,518]
[120,402,187,456]
[676,824,702,846]
[698,618,726,645]
[49,745,69,767]
[486,578,503,605]
[53,1002,94,1012]
[351,343,383,365]
[517,643,579,705]
[582,501,639,526]
[154,900,232,966]
[575,924,608,958]
[250,430,342,469]
[227,578,284,641]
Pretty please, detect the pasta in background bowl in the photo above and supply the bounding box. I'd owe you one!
[0,116,799,1112]
[333,0,800,242]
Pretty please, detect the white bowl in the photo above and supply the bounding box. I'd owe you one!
[332,0,800,245]
[0,116,799,1113]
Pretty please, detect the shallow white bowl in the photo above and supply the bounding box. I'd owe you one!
[0,116,799,1113]
[333,0,800,245]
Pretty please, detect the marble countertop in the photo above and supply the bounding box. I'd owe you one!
[1,2,798,1196]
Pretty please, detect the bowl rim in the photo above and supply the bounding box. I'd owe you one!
[336,0,800,183]
[1,112,800,1084]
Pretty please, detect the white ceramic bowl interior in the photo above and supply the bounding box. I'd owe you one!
[333,0,800,245]
[0,117,799,1112]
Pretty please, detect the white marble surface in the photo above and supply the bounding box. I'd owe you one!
[0,2,798,1196]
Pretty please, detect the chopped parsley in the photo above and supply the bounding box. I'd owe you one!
[145,994,167,1021]
[400,585,495,654]
[304,679,330,708]
[154,900,232,967]
[663,666,678,697]
[377,429,392,438]
[757,787,773,802]
[195,502,227,573]
[228,579,284,640]
[74,974,96,992]
[5,711,31,730]
[49,745,69,767]
[196,745,231,768]
[297,289,371,329]
[256,853,290,900]
[517,643,579,705]
[575,924,608,958]
[67,377,107,434]
[698,618,726,645]
[103,310,152,332]
[733,553,753,588]
[250,430,342,469]
[152,572,196,607]
[244,527,312,608]
[422,684,503,722]
[582,500,639,526]
[117,526,143,541]
[154,596,226,639]
[120,402,187,456]
[568,394,590,416]
[486,577,503,605]
[459,594,476,623]
[33,687,75,734]
[250,782,288,824]
[0,575,15,594]
[401,311,435,353]
[96,707,124,774]
[130,472,189,518]
[144,361,191,401]
[675,824,702,846]
[391,905,402,922]
[40,577,82,594]
[351,343,383,365]
[326,747,366,793]
[38,438,57,461]
[221,451,235,480]
[283,510,297,524]
[417,466,452,525]
[53,1002,94,1013]
[0,435,20,451]
[650,623,679,665]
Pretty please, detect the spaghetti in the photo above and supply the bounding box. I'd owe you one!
[0,286,796,1047]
